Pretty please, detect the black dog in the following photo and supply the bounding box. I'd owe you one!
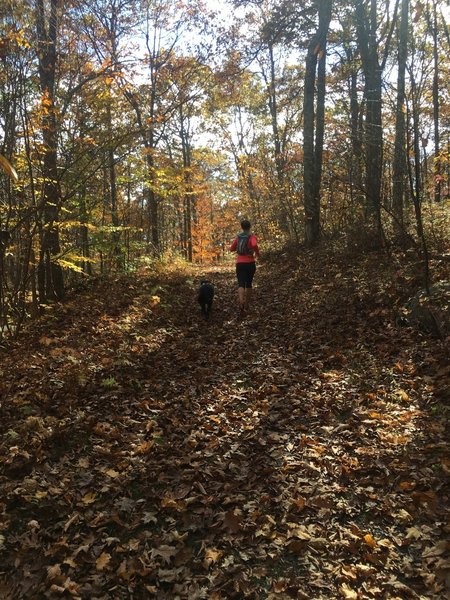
[197,280,214,319]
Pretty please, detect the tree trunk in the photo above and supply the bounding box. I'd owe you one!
[106,103,121,266]
[392,0,409,237]
[303,0,332,246]
[267,42,289,235]
[180,105,193,261]
[36,0,64,302]
[408,72,431,294]
[355,0,384,242]
[431,0,441,203]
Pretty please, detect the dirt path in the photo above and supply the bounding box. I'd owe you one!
[0,252,448,599]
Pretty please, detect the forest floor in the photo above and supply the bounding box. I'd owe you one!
[0,244,449,600]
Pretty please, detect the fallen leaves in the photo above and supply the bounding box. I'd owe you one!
[0,250,448,598]
[96,552,111,571]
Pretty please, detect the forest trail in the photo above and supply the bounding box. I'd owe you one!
[0,248,448,599]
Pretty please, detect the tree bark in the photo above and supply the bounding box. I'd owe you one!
[266,42,290,235]
[179,104,193,261]
[431,0,441,202]
[303,0,332,246]
[355,0,383,242]
[36,0,65,302]
[392,0,409,237]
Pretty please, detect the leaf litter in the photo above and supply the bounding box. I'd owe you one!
[0,248,448,599]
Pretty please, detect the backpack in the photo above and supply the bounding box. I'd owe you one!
[236,232,252,255]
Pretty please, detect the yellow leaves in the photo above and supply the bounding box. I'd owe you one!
[57,221,98,232]
[41,93,53,107]
[3,29,31,50]
[55,258,85,273]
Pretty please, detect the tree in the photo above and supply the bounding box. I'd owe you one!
[231,0,307,238]
[354,0,385,242]
[303,0,332,245]
[35,0,65,301]
[392,0,409,236]
[427,0,441,203]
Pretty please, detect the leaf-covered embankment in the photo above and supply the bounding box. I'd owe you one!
[0,247,449,599]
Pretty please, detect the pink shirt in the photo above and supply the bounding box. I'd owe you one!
[230,234,260,263]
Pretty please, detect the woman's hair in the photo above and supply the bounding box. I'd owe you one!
[241,219,251,230]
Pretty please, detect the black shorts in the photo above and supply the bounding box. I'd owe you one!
[236,262,256,288]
